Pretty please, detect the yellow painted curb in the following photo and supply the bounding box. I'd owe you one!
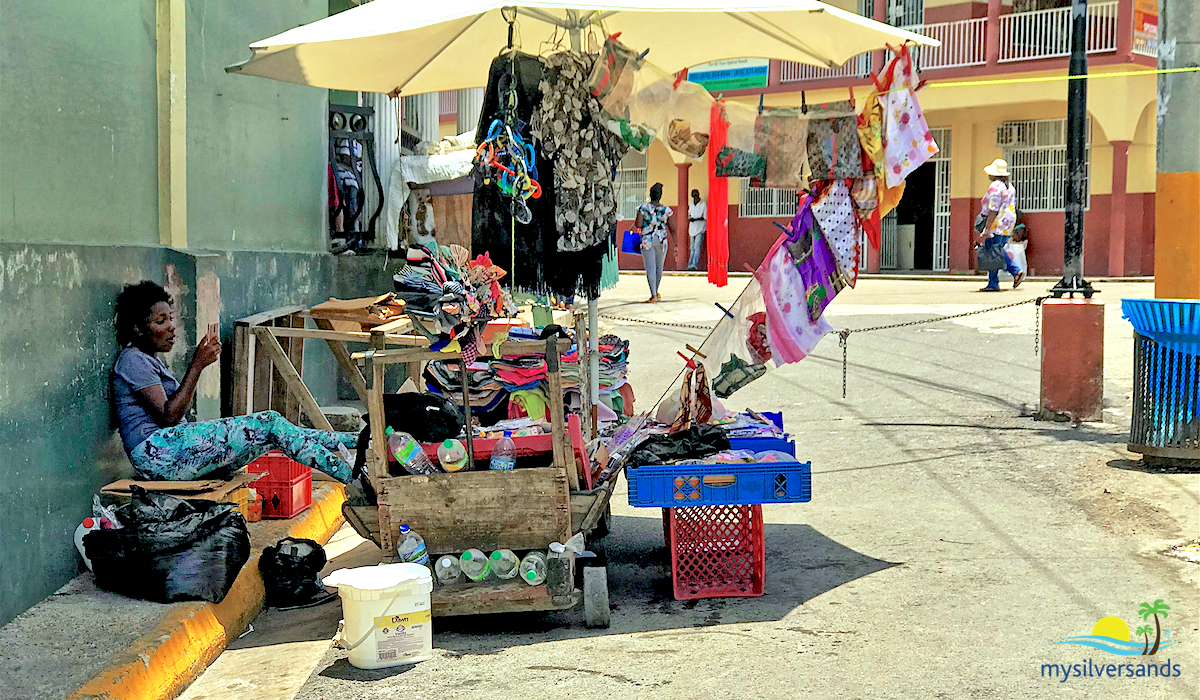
[67,483,347,700]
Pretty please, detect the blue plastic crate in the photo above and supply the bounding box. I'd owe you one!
[728,435,794,455]
[627,460,811,508]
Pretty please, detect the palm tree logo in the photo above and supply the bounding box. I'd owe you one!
[1137,599,1171,656]
[1050,599,1175,655]
[1135,624,1152,655]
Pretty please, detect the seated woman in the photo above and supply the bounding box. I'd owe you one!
[112,281,358,482]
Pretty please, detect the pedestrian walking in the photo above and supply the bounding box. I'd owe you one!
[635,182,674,303]
[1005,209,1029,276]
[687,189,707,270]
[976,159,1025,291]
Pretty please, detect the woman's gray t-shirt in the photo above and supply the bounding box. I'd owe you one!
[112,347,180,454]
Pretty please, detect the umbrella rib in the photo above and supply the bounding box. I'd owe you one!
[724,11,836,68]
[393,12,488,94]
[518,7,571,29]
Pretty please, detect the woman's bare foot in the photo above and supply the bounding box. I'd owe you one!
[656,293,663,302]
[646,295,658,303]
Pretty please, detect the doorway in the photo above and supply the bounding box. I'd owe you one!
[879,126,951,271]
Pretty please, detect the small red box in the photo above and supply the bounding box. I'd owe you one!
[663,504,764,600]
[255,472,312,519]
[247,451,310,482]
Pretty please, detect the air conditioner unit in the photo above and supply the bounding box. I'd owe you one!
[995,124,1032,148]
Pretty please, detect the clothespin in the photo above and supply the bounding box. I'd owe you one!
[714,302,735,319]
[801,91,808,114]
[684,344,707,359]
[676,351,698,369]
[771,221,791,235]
[758,93,764,114]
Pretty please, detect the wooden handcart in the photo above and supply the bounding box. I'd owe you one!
[232,306,616,627]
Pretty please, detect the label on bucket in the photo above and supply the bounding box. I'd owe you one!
[374,609,431,662]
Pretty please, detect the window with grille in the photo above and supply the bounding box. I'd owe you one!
[862,0,923,25]
[738,179,799,218]
[996,118,1090,212]
[614,151,648,220]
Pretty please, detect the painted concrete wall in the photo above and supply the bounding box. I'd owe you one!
[0,1,159,247]
[0,245,390,626]
[186,0,329,252]
[0,0,389,626]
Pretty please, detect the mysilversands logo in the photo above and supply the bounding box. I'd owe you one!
[1041,599,1183,683]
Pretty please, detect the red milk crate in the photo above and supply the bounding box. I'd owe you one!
[663,504,765,600]
[247,451,312,519]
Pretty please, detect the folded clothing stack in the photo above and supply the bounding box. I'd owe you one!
[561,333,633,415]
[713,412,786,439]
[423,360,506,412]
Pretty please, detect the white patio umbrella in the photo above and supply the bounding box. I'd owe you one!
[226,0,938,96]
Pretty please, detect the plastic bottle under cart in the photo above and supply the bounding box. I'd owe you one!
[489,431,517,471]
[489,549,520,580]
[385,427,438,475]
[518,551,548,586]
[434,555,462,585]
[460,549,491,581]
[398,525,430,566]
[74,517,107,570]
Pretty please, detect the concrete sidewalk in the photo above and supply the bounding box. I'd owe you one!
[0,482,348,700]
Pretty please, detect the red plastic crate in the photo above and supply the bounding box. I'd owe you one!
[256,472,312,519]
[663,504,764,600]
[246,451,310,482]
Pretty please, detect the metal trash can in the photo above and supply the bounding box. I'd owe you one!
[1123,298,1200,462]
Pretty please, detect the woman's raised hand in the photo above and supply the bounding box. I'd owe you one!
[193,333,222,370]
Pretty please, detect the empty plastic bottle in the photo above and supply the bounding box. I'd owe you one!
[74,517,102,571]
[385,427,438,475]
[518,551,548,586]
[398,524,430,566]
[460,548,491,581]
[437,439,469,472]
[434,555,462,585]
[489,431,517,471]
[489,549,520,579]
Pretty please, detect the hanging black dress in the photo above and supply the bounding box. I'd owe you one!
[471,52,606,299]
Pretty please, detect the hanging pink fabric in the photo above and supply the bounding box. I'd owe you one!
[707,100,729,287]
[754,234,834,365]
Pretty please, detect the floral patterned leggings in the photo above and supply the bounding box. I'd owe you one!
[130,410,358,483]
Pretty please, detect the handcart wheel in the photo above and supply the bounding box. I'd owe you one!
[583,566,610,628]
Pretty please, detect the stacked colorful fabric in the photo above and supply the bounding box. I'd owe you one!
[423,360,506,412]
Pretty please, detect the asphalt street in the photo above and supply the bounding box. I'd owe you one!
[181,276,1198,700]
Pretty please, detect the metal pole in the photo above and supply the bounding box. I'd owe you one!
[1051,0,1095,298]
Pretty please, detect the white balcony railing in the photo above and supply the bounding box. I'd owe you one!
[780,54,871,84]
[999,1,1119,63]
[899,18,988,70]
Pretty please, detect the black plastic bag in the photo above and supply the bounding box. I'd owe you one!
[629,424,732,466]
[352,391,464,484]
[85,486,251,604]
[259,537,336,609]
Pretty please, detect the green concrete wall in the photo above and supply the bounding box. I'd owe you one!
[0,1,391,626]
[0,245,391,626]
[187,1,330,252]
[0,1,159,247]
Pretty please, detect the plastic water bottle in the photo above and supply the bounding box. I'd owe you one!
[460,548,491,581]
[518,551,548,586]
[74,517,102,570]
[397,525,429,566]
[437,439,469,472]
[385,427,438,475]
[434,555,462,585]
[489,549,520,580]
[489,431,517,471]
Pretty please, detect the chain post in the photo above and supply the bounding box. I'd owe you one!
[838,330,849,399]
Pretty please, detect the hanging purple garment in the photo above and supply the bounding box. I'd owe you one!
[785,195,847,322]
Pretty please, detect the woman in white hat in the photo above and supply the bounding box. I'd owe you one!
[978,159,1025,291]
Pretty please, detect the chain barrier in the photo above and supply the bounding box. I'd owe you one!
[835,295,1051,398]
[602,295,1051,400]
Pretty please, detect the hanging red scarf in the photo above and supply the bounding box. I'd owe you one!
[706,100,730,287]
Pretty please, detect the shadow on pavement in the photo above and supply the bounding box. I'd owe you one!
[429,514,898,656]
[317,657,419,682]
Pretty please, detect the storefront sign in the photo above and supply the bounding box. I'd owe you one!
[1133,0,1158,54]
[687,59,770,92]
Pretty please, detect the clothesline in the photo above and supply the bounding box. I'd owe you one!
[870,66,1200,94]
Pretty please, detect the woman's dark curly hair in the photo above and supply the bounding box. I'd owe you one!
[115,281,172,347]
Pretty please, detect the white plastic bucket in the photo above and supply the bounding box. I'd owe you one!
[323,563,434,669]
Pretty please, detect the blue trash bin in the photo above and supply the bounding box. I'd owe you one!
[1122,299,1200,460]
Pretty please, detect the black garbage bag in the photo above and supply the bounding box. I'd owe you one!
[352,392,464,491]
[628,424,732,465]
[259,537,336,610]
[84,486,251,604]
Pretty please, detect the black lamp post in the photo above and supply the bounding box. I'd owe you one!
[1051,0,1096,299]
